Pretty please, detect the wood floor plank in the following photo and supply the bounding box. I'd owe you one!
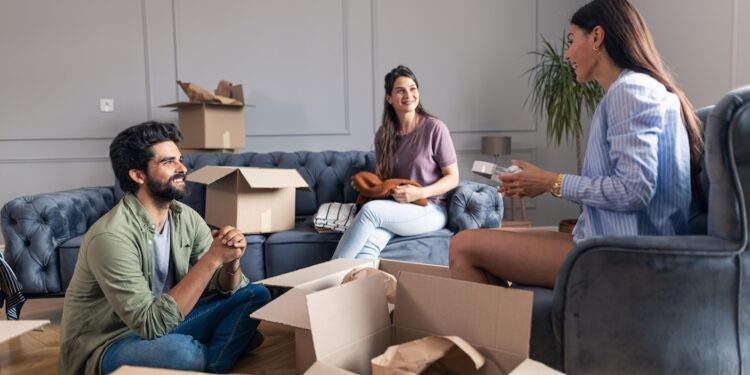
[1,298,297,375]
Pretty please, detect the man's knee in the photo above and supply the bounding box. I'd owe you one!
[154,334,207,371]
[236,283,271,307]
[252,284,271,305]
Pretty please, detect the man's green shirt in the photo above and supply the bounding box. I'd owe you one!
[59,193,248,375]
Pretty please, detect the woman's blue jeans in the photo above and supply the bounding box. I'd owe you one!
[101,283,270,374]
[332,200,447,259]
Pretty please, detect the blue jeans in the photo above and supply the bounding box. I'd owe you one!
[101,283,270,374]
[332,200,447,259]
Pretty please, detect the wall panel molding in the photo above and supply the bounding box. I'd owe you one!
[172,0,352,137]
[0,157,109,164]
[372,0,540,135]
[0,0,150,140]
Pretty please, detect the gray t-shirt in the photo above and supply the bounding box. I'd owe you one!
[375,116,457,204]
[152,219,174,298]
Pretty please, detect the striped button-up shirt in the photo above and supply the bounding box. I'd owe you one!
[563,69,691,242]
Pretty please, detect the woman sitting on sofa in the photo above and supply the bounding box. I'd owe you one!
[449,0,703,287]
[332,65,459,259]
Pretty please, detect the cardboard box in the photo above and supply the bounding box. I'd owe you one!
[251,259,562,375]
[163,102,246,150]
[0,320,50,343]
[162,81,247,150]
[186,166,311,234]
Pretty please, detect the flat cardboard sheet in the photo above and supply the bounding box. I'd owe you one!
[0,320,49,343]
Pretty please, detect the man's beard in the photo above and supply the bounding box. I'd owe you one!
[147,173,189,203]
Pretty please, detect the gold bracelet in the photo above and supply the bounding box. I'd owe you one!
[222,263,241,276]
[550,174,564,198]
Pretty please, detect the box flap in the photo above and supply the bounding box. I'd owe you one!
[185,166,238,185]
[0,320,50,343]
[237,167,311,191]
[377,259,451,279]
[256,258,374,289]
[306,275,391,362]
[249,288,315,330]
[509,359,565,374]
[305,362,358,375]
[393,272,533,359]
[160,101,200,109]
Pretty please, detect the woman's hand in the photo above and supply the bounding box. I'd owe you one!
[391,184,425,203]
[498,160,558,198]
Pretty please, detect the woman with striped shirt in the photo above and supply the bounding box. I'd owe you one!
[449,0,703,288]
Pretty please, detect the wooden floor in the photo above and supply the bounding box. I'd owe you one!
[0,298,297,375]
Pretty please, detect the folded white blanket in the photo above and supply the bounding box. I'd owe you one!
[313,202,357,233]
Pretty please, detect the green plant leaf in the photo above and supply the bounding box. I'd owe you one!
[525,35,604,151]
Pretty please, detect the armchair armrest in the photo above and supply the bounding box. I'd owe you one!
[552,235,743,374]
[446,181,502,232]
[1,186,116,294]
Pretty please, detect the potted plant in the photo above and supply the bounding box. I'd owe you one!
[526,36,604,232]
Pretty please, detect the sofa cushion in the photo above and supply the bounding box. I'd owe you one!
[263,217,343,277]
[263,216,453,277]
[239,234,266,281]
[379,229,452,266]
[59,235,84,292]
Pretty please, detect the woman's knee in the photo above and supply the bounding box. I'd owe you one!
[358,201,382,220]
[449,230,475,267]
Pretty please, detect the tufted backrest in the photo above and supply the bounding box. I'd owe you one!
[114,151,377,217]
[0,187,115,294]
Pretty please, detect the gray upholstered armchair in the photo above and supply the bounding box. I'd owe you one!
[522,86,750,374]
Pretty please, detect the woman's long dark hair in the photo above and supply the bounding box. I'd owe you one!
[376,65,434,179]
[572,0,703,176]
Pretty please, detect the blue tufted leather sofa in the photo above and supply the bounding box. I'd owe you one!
[1,150,502,296]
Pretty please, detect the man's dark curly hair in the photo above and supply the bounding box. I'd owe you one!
[110,121,182,194]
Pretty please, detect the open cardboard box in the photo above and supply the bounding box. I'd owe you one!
[162,81,246,150]
[187,166,311,234]
[251,259,562,375]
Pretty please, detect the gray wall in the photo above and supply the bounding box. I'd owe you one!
[631,0,750,108]
[1,0,745,244]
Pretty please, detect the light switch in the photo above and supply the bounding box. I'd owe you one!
[99,98,114,113]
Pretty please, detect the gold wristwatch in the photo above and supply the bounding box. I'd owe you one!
[550,174,564,198]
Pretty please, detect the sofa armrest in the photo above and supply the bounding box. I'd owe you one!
[446,181,503,232]
[1,186,116,294]
[551,235,742,374]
